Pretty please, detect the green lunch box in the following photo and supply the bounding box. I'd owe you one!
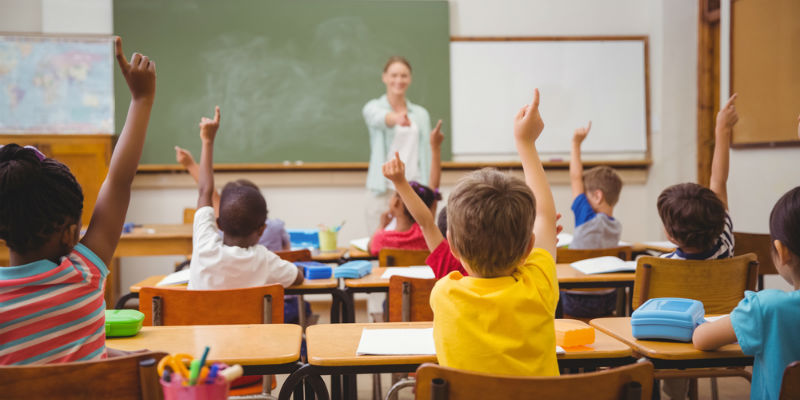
[105,309,145,337]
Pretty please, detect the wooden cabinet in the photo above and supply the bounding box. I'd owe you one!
[0,134,112,226]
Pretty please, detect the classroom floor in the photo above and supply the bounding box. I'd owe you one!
[281,295,753,400]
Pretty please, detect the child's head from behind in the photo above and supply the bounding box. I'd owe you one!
[769,186,800,284]
[0,144,83,256]
[218,179,267,240]
[447,168,535,278]
[390,181,439,223]
[657,182,725,252]
[583,166,622,209]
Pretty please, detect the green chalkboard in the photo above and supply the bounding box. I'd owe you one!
[113,0,451,165]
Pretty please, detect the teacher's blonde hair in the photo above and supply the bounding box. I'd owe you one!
[383,56,412,73]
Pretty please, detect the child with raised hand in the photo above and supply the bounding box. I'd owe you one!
[0,36,155,364]
[187,106,303,292]
[174,145,290,251]
[429,89,560,376]
[659,94,738,262]
[693,186,800,400]
[569,121,623,249]
[383,152,466,278]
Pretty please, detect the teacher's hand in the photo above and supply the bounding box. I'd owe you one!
[387,111,411,127]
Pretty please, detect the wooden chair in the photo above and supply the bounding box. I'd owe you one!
[382,276,437,400]
[139,285,285,398]
[632,253,758,313]
[780,361,800,400]
[275,248,312,262]
[632,253,758,400]
[557,246,633,319]
[0,351,167,400]
[556,246,633,264]
[387,276,436,323]
[733,232,778,290]
[414,361,654,400]
[379,248,431,267]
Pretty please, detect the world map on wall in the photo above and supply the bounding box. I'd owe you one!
[0,35,113,134]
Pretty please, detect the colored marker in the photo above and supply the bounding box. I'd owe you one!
[188,359,201,386]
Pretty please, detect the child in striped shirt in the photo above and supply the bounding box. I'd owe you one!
[0,37,155,365]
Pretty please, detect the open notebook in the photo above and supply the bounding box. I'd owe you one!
[355,328,565,356]
[570,256,637,274]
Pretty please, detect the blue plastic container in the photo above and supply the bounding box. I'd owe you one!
[631,297,705,342]
[288,229,320,250]
[333,260,373,279]
[295,261,333,280]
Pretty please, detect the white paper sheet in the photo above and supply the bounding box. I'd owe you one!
[350,237,370,251]
[556,346,565,355]
[356,328,436,355]
[380,266,435,279]
[703,315,729,323]
[641,241,678,250]
[557,232,573,247]
[156,269,191,286]
[570,256,637,274]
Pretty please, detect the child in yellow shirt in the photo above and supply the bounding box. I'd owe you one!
[428,89,560,376]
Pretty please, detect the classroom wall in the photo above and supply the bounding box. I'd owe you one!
[13,0,780,292]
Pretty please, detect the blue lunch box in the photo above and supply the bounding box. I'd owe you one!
[631,297,705,342]
[295,261,333,279]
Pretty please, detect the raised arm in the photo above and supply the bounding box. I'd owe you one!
[429,120,443,190]
[384,152,444,251]
[570,121,591,198]
[81,37,155,265]
[175,146,221,216]
[513,89,557,256]
[197,107,220,209]
[710,94,738,209]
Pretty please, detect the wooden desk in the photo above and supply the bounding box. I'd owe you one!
[346,245,375,261]
[123,275,353,323]
[311,247,348,263]
[345,265,635,291]
[279,320,635,400]
[107,324,303,376]
[590,317,752,370]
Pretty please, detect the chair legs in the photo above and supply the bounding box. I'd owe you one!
[385,378,415,400]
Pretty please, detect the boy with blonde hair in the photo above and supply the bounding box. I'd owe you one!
[569,121,623,249]
[428,90,560,376]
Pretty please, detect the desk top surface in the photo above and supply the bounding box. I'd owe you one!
[590,317,745,360]
[305,320,631,367]
[107,324,302,365]
[344,265,635,288]
[129,275,338,293]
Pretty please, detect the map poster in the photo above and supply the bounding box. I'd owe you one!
[0,35,114,134]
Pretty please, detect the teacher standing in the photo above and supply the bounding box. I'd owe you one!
[362,56,432,234]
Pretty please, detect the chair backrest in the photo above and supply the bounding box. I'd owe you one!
[0,351,167,400]
[274,249,312,262]
[414,361,654,400]
[388,276,436,322]
[733,232,778,276]
[631,253,758,314]
[182,207,196,224]
[781,361,800,400]
[379,248,431,266]
[556,246,633,263]
[139,285,284,326]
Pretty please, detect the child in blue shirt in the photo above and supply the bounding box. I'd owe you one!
[693,185,800,400]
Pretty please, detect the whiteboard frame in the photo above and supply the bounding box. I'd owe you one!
[449,36,651,163]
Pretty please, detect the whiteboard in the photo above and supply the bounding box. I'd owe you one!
[450,39,648,161]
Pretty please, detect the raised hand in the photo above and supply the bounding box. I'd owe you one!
[430,119,444,148]
[716,94,739,131]
[199,106,221,143]
[383,151,406,183]
[114,36,155,101]
[573,121,592,144]
[174,146,195,168]
[513,89,545,143]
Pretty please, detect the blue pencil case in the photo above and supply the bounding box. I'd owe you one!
[333,260,372,279]
[288,229,320,250]
[295,261,333,280]
[631,297,705,342]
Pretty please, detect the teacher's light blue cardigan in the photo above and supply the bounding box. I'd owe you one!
[362,95,431,195]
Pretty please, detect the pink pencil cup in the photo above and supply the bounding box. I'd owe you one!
[161,375,229,400]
